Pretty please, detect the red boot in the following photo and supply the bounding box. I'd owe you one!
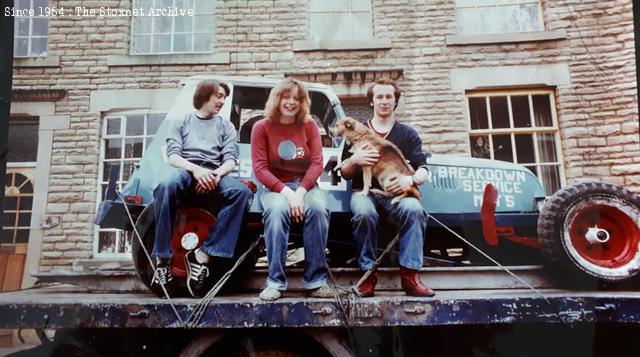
[357,271,377,297]
[400,267,435,297]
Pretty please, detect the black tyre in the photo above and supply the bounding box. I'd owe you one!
[538,182,640,282]
[132,201,260,297]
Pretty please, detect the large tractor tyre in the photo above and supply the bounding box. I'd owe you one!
[132,201,259,297]
[538,182,640,283]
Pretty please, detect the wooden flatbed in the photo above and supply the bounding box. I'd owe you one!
[1,266,639,329]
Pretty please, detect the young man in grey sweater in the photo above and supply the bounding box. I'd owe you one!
[151,80,253,298]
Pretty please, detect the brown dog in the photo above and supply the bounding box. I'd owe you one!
[333,117,421,204]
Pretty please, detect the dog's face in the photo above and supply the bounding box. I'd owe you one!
[331,117,370,143]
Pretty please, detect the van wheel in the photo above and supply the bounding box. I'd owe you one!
[132,202,259,297]
[538,182,640,282]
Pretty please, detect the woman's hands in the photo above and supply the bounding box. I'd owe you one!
[281,187,307,223]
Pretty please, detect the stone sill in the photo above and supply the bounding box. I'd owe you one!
[13,55,60,68]
[73,258,134,271]
[446,30,567,45]
[293,39,392,52]
[106,52,230,66]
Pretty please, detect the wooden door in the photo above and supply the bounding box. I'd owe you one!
[1,170,34,292]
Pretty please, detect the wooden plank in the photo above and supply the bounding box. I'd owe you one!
[13,244,28,255]
[33,266,556,292]
[0,254,8,291]
[2,255,25,292]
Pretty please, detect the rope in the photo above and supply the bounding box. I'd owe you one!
[325,233,402,327]
[117,192,185,325]
[426,213,551,304]
[184,235,262,328]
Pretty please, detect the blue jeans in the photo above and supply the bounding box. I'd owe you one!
[151,167,253,259]
[350,192,428,271]
[260,182,330,290]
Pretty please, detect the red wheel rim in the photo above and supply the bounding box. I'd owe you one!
[569,205,640,268]
[170,208,215,277]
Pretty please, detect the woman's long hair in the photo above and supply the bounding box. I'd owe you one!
[264,78,311,124]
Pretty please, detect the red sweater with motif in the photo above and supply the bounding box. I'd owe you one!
[250,118,324,193]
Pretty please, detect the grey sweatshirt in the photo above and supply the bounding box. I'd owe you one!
[166,112,238,167]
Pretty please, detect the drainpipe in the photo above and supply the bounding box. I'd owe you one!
[0,0,15,224]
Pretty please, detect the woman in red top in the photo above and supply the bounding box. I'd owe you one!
[251,78,334,301]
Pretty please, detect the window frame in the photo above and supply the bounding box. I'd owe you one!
[94,110,166,258]
[2,171,34,245]
[130,0,216,55]
[455,0,544,36]
[13,0,49,58]
[466,89,566,195]
[308,0,373,42]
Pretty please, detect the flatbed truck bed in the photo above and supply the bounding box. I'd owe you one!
[1,266,638,329]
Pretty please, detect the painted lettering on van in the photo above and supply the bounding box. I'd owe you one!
[430,166,527,208]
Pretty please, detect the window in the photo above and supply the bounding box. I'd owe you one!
[233,85,338,148]
[96,111,165,257]
[2,173,34,244]
[467,90,564,195]
[341,98,373,124]
[7,117,38,163]
[309,0,372,41]
[455,0,543,35]
[14,0,48,57]
[131,0,215,54]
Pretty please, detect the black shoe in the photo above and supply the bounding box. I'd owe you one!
[185,250,211,298]
[151,264,175,297]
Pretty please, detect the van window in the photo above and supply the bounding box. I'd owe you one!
[233,85,337,148]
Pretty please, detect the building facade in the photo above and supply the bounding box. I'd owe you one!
[4,0,639,283]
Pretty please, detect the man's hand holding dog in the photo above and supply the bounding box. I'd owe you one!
[350,144,380,167]
[387,174,414,194]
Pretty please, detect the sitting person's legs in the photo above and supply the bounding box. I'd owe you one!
[148,167,193,295]
[301,187,333,297]
[152,167,193,260]
[380,196,434,297]
[350,193,379,271]
[186,175,254,297]
[259,191,290,300]
[350,193,379,296]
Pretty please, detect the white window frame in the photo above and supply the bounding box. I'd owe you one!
[455,0,544,35]
[309,0,373,41]
[466,89,566,196]
[14,0,48,57]
[2,171,35,245]
[94,110,166,258]
[130,0,216,55]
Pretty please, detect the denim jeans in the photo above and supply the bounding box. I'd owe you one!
[151,167,253,259]
[260,181,330,290]
[350,192,428,271]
